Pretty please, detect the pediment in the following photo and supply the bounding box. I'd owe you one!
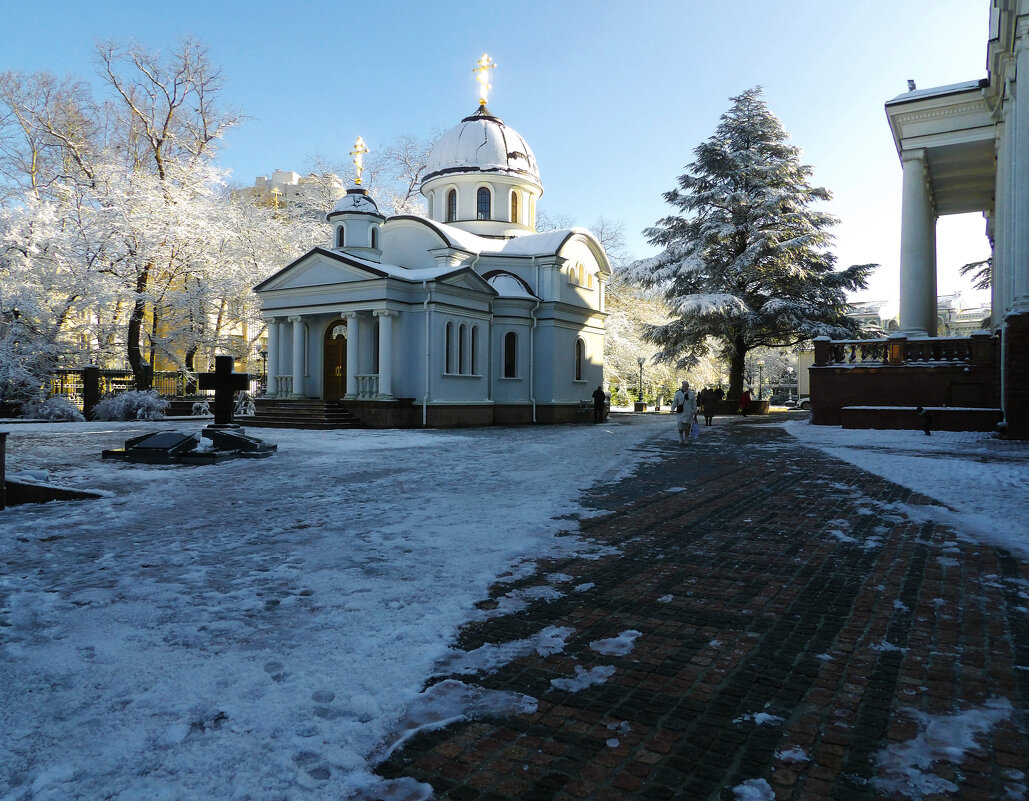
[255,248,386,293]
[437,268,497,295]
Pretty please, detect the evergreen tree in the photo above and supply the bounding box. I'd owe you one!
[627,88,874,401]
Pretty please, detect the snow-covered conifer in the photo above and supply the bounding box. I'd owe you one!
[626,87,874,400]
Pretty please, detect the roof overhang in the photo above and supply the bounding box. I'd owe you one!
[885,81,996,216]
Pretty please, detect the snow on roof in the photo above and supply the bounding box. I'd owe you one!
[329,188,382,217]
[887,79,984,105]
[414,219,597,258]
[423,106,541,187]
[484,271,537,299]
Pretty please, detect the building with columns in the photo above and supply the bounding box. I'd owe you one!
[253,64,610,427]
[877,0,1029,436]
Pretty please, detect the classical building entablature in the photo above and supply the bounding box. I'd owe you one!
[886,82,996,216]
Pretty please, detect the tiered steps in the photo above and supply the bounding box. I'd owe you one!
[247,399,365,430]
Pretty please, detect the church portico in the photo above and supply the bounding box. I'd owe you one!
[813,4,1029,438]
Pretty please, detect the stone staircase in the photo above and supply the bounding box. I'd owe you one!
[247,399,365,430]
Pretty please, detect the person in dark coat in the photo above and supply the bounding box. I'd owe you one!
[714,386,725,402]
[592,385,608,424]
[699,387,715,426]
[740,389,752,417]
[917,405,932,436]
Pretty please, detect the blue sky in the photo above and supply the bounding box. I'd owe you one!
[2,0,992,302]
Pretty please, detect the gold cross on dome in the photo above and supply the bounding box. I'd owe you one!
[349,136,369,185]
[473,53,496,106]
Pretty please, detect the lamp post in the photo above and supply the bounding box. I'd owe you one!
[259,349,268,394]
[636,356,645,403]
[757,360,765,401]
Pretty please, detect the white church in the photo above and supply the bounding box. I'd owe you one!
[254,57,610,428]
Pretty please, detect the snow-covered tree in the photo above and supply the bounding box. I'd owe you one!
[626,88,874,400]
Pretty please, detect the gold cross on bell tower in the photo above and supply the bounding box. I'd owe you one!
[349,136,369,185]
[473,53,496,106]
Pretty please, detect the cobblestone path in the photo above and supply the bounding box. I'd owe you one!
[378,418,1029,800]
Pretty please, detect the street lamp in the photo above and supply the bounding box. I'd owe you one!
[259,349,268,394]
[636,356,645,403]
[757,360,765,400]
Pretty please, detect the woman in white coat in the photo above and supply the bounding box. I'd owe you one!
[672,380,698,444]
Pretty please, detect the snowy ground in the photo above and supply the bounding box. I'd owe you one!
[2,414,1027,800]
[0,415,668,801]
[783,419,1029,560]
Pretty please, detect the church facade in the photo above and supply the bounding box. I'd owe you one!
[255,87,610,427]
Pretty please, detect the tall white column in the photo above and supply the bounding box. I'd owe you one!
[374,310,396,399]
[265,319,279,397]
[898,149,937,337]
[276,319,288,394]
[344,312,360,399]
[1010,23,1029,313]
[289,316,305,398]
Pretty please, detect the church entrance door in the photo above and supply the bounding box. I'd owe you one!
[323,320,348,400]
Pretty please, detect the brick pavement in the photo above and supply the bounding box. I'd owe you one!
[377,416,1029,800]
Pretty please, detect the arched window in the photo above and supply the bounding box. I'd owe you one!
[370,226,378,249]
[510,191,519,224]
[504,332,518,378]
[459,323,468,375]
[428,192,434,219]
[575,338,585,381]
[445,322,454,374]
[477,187,491,220]
[587,272,593,289]
[337,226,345,248]
[471,325,479,375]
[446,189,457,222]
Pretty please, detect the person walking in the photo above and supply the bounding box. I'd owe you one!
[740,389,752,417]
[699,386,715,426]
[592,385,608,424]
[672,380,698,444]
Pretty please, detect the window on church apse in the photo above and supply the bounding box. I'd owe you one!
[337,226,345,248]
[445,322,454,373]
[510,191,518,223]
[459,323,468,374]
[477,187,491,220]
[446,190,457,222]
[503,332,517,378]
[470,325,479,375]
[371,227,378,249]
[575,338,585,381]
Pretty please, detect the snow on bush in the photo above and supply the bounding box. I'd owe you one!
[19,395,85,422]
[92,390,169,421]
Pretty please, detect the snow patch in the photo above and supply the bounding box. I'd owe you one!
[550,665,616,692]
[874,698,1014,799]
[589,630,642,656]
[732,777,775,800]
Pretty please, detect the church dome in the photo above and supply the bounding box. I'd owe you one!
[327,187,383,219]
[422,106,541,190]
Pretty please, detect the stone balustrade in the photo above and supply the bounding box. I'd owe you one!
[355,374,379,400]
[813,331,995,368]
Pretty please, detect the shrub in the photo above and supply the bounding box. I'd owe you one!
[20,395,86,422]
[92,390,169,421]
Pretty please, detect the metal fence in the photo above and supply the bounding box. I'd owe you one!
[49,369,265,410]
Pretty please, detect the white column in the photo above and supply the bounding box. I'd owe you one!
[1010,22,1029,313]
[265,318,279,397]
[277,319,288,394]
[344,312,360,399]
[374,310,396,399]
[898,149,937,337]
[289,316,305,398]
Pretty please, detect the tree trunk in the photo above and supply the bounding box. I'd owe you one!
[728,342,747,401]
[127,263,152,389]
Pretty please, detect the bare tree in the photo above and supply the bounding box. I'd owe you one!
[96,39,241,386]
